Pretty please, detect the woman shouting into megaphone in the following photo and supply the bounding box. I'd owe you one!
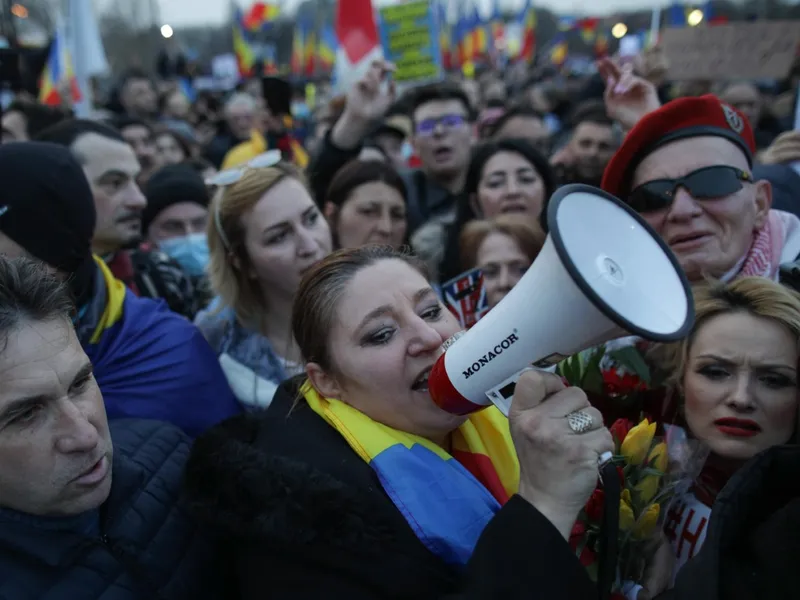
[184,245,613,600]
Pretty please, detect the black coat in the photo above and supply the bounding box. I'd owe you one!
[658,444,800,600]
[0,419,230,599]
[184,378,596,599]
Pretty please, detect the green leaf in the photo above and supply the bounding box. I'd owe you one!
[558,353,586,387]
[582,361,604,394]
[639,467,666,477]
[609,346,652,384]
[577,347,605,393]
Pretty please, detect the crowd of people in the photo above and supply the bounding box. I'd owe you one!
[0,38,798,599]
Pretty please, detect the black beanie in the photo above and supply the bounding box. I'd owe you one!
[143,164,209,235]
[0,141,96,275]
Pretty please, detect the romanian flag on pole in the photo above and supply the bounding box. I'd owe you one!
[549,33,568,66]
[595,30,609,58]
[39,16,81,106]
[317,25,337,71]
[303,26,318,76]
[457,7,474,65]
[291,23,305,75]
[489,0,503,45]
[243,2,280,31]
[578,18,599,44]
[517,0,536,61]
[436,2,452,71]
[469,3,487,59]
[233,7,255,77]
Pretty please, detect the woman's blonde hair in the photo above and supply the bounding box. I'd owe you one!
[459,215,545,272]
[207,162,306,327]
[654,277,800,393]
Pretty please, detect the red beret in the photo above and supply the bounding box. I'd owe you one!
[601,94,756,199]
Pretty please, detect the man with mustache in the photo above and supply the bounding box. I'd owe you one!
[36,119,200,318]
[0,255,229,599]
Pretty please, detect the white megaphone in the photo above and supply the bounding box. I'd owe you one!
[428,184,695,416]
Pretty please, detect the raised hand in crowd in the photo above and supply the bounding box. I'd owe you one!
[634,45,670,88]
[331,59,396,149]
[598,57,661,132]
[759,129,800,165]
[508,370,613,539]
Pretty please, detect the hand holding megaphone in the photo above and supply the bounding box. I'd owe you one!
[509,370,613,540]
[429,184,695,416]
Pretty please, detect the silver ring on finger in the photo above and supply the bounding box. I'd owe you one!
[566,409,595,434]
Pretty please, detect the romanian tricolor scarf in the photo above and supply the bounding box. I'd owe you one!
[78,257,241,436]
[302,382,519,567]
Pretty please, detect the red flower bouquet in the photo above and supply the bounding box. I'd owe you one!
[557,343,680,426]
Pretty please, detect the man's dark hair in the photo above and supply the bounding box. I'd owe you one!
[4,101,69,138]
[184,157,214,175]
[408,82,475,123]
[489,106,546,138]
[0,256,74,347]
[108,116,153,134]
[567,100,613,130]
[119,68,153,91]
[34,118,125,152]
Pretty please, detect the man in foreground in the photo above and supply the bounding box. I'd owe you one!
[0,256,229,598]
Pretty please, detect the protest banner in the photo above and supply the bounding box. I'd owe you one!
[660,21,800,81]
[378,0,442,84]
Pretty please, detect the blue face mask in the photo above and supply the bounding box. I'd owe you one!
[401,141,414,161]
[159,233,209,277]
[292,101,310,119]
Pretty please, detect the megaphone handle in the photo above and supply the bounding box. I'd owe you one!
[597,458,621,600]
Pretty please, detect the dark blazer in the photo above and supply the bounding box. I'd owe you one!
[184,377,596,599]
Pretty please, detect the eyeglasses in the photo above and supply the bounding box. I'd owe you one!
[628,165,753,214]
[205,150,282,188]
[415,114,468,137]
[209,150,283,250]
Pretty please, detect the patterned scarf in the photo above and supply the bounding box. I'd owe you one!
[302,381,519,567]
[736,210,800,280]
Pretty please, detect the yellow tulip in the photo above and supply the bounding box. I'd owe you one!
[635,442,669,503]
[622,488,632,505]
[619,490,635,531]
[620,419,657,466]
[634,503,661,539]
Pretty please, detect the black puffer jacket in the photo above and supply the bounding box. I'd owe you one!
[659,444,800,600]
[0,419,231,599]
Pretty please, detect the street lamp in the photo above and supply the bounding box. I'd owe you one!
[611,23,628,39]
[687,9,704,27]
[160,24,173,38]
[10,4,27,18]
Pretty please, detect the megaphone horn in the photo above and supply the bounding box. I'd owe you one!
[429,184,695,416]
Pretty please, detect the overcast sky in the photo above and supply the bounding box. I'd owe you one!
[147,0,665,28]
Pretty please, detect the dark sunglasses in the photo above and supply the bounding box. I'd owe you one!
[628,165,753,213]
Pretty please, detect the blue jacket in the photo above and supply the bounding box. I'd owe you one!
[0,420,231,599]
[194,301,292,411]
